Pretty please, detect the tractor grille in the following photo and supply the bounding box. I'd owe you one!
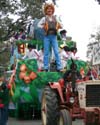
[86,85,100,107]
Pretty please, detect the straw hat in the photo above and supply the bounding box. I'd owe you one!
[43,3,55,15]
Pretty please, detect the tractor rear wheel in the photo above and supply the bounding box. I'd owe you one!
[59,109,72,125]
[41,85,59,125]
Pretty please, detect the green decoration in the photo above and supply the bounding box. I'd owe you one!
[11,59,63,107]
[66,41,76,48]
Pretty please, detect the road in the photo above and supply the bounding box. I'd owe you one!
[8,118,84,125]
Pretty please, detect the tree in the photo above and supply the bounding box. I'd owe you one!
[0,0,44,41]
[0,0,59,41]
[0,0,58,41]
[86,26,100,62]
[96,0,100,4]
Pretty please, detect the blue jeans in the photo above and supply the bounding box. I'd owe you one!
[43,35,62,70]
[0,106,8,125]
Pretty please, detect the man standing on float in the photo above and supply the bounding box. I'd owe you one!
[38,2,62,72]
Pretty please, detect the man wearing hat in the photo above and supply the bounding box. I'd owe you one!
[38,3,62,72]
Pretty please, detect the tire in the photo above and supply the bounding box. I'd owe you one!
[41,85,59,125]
[59,109,72,125]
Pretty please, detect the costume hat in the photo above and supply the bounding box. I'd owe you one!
[43,3,55,15]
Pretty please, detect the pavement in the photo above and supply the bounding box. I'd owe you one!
[8,117,84,125]
[8,117,41,125]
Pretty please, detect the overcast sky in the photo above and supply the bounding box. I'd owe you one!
[55,0,100,61]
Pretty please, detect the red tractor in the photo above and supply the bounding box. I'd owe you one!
[41,60,100,125]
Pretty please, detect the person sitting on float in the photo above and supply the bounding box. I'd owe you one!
[22,44,39,60]
[70,47,79,60]
[86,67,98,80]
[18,28,26,40]
[60,29,67,41]
[60,45,71,69]
[38,47,44,71]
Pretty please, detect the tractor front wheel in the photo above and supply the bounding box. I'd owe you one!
[59,109,72,125]
[41,85,59,125]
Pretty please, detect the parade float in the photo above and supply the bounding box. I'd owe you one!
[8,42,89,121]
[6,18,96,124]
